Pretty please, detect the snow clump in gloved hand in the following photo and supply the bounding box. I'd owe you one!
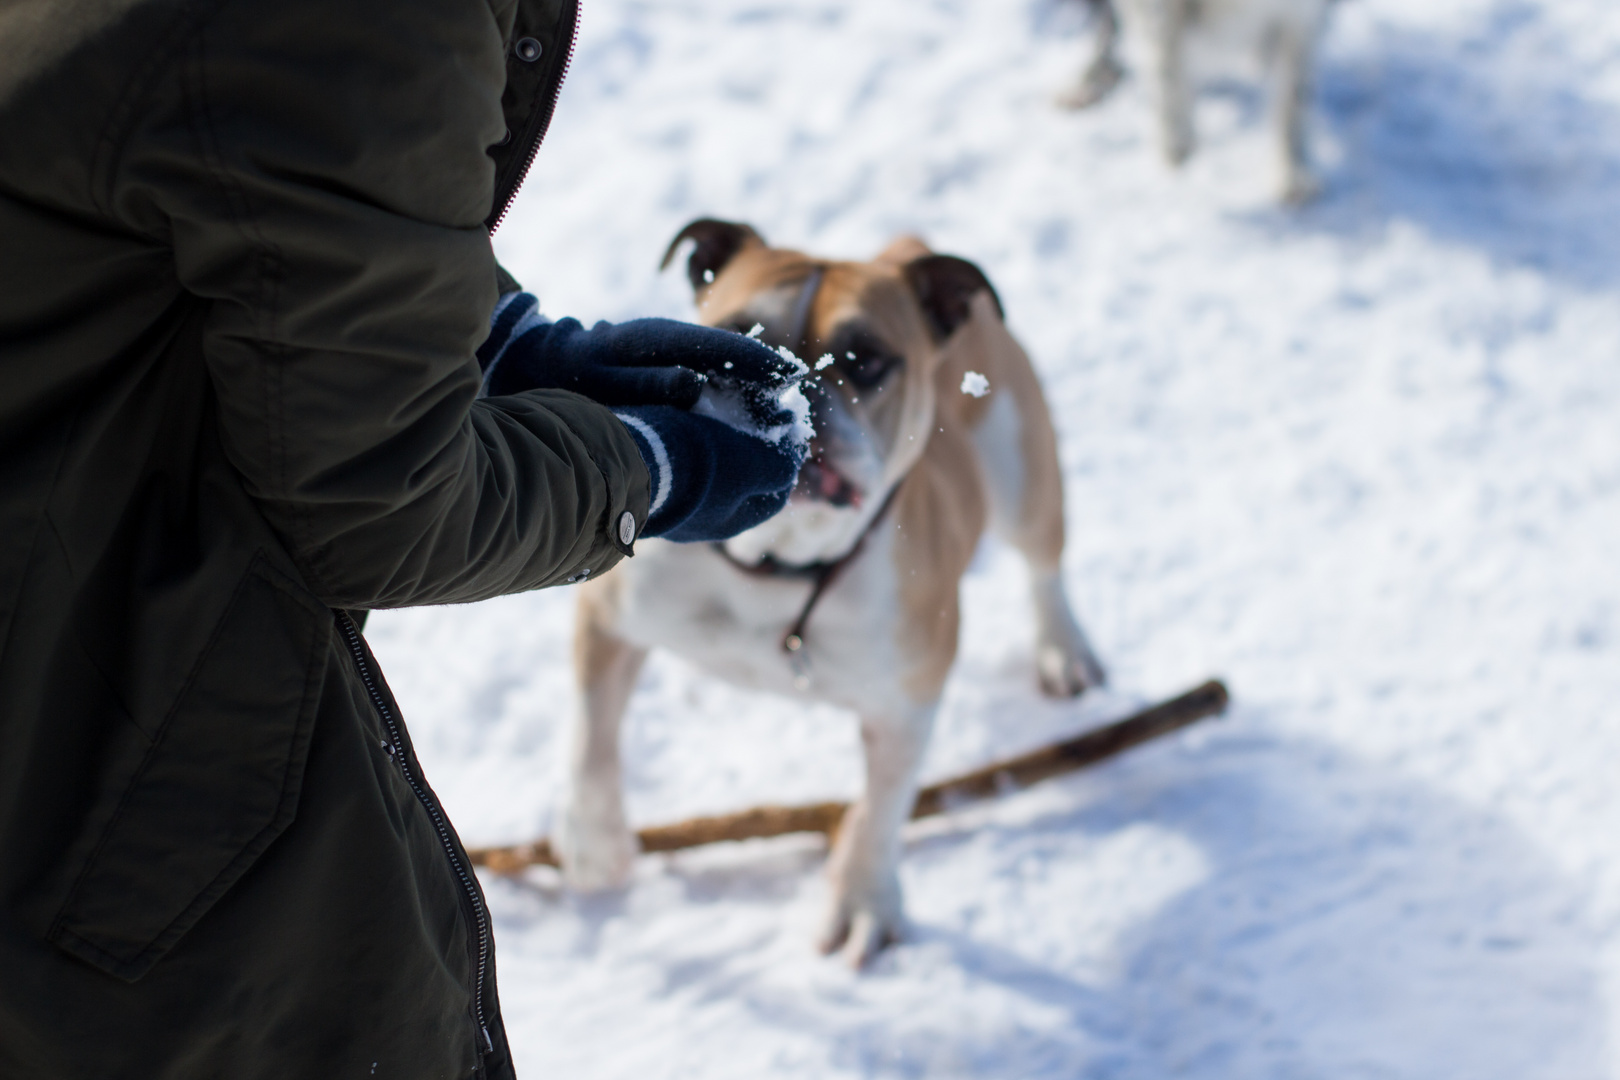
[477,291,811,543]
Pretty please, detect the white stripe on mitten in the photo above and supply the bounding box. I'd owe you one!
[613,412,672,518]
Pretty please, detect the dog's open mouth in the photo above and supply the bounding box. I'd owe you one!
[794,455,863,508]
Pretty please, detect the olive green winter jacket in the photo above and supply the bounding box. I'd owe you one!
[0,0,649,1076]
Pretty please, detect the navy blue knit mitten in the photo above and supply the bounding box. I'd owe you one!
[613,401,807,542]
[478,292,801,412]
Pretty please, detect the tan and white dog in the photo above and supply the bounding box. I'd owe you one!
[557,219,1106,965]
[1061,0,1333,203]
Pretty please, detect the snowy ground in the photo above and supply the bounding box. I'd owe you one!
[367,0,1620,1075]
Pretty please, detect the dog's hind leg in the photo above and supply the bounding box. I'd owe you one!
[555,583,648,891]
[1271,17,1321,203]
[820,703,938,967]
[969,319,1106,697]
[1057,0,1124,109]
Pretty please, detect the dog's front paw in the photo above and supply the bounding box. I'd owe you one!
[818,868,905,969]
[1033,585,1108,698]
[554,799,638,892]
[1037,641,1107,698]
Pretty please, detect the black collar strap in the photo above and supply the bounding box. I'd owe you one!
[711,482,901,689]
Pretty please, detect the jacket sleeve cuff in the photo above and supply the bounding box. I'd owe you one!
[522,389,652,565]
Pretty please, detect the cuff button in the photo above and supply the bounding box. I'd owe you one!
[618,511,636,546]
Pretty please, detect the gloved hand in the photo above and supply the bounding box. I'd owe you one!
[477,291,811,543]
[614,401,807,542]
[478,292,803,417]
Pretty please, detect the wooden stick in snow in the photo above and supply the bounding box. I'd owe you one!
[468,678,1229,875]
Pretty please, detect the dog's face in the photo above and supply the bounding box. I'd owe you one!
[662,220,1002,566]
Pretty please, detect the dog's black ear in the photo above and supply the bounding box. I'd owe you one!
[902,254,1005,340]
[660,219,765,292]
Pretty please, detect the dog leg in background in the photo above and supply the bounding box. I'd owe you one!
[820,704,938,967]
[1150,0,1197,165]
[1057,0,1125,109]
[1271,17,1322,203]
[556,589,647,891]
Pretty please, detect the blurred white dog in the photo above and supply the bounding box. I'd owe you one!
[1060,0,1332,203]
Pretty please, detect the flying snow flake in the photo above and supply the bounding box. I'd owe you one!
[702,268,715,283]
[816,354,835,370]
[960,371,990,397]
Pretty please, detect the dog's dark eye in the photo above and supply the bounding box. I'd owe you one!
[841,350,900,390]
[821,324,903,391]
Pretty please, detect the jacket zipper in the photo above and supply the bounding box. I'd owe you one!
[488,0,580,235]
[335,611,495,1061]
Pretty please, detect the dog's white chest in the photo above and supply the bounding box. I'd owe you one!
[608,535,912,713]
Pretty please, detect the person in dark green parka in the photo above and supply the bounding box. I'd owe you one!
[0,0,806,1076]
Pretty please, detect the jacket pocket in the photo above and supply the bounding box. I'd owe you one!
[49,554,330,982]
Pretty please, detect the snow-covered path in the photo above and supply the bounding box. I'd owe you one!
[368,0,1620,1074]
